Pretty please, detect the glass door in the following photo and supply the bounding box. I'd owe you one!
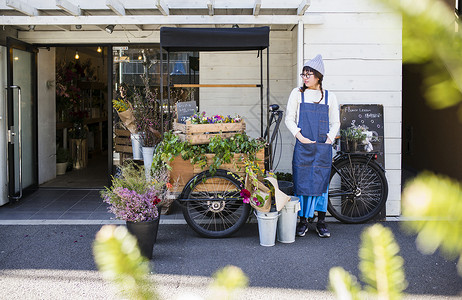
[6,38,37,201]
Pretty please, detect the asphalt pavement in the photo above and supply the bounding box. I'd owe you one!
[0,221,461,299]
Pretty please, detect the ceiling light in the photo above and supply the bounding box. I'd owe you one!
[75,51,79,60]
[28,25,35,31]
[105,25,115,34]
[232,24,239,28]
[97,46,102,53]
[75,25,82,30]
[138,55,142,60]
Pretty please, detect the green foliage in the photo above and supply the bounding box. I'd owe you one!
[328,267,362,300]
[381,0,462,113]
[340,125,367,143]
[56,147,69,163]
[329,224,407,300]
[152,131,265,175]
[359,224,407,299]
[401,172,462,275]
[275,172,293,182]
[208,265,249,300]
[105,162,154,195]
[93,225,158,300]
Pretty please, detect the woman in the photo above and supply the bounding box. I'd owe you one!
[285,54,340,238]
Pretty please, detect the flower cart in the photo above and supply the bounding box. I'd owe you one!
[158,27,275,238]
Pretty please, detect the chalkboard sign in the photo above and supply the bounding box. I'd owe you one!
[340,104,385,168]
[176,101,197,123]
[340,104,385,220]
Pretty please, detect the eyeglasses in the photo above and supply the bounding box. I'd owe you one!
[300,73,314,79]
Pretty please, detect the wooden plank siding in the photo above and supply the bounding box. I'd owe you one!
[199,2,402,216]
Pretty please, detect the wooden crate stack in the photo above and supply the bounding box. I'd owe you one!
[173,120,246,145]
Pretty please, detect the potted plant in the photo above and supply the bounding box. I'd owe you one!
[341,125,367,152]
[56,147,69,175]
[100,162,172,260]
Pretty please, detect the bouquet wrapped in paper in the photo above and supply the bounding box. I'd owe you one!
[113,98,137,134]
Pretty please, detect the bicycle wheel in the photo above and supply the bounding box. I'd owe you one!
[328,156,388,223]
[181,169,250,238]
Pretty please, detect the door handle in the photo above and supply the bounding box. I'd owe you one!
[6,85,22,201]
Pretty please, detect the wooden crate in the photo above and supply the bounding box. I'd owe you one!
[114,129,132,164]
[172,120,246,145]
[169,148,265,194]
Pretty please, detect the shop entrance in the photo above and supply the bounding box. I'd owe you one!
[39,45,199,189]
[40,46,109,188]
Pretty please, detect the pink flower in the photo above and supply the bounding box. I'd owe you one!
[240,189,251,203]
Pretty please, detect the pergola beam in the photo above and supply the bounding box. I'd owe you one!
[6,0,38,16]
[106,0,125,16]
[56,0,81,16]
[253,0,261,16]
[207,0,214,16]
[156,0,169,16]
[0,15,319,25]
[297,0,310,16]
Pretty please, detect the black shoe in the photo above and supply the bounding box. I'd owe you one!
[296,222,309,237]
[316,222,331,238]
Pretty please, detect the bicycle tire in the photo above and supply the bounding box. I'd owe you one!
[181,169,250,238]
[328,156,388,223]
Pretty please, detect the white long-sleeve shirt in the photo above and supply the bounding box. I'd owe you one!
[284,87,340,142]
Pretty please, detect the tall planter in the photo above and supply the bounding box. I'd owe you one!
[70,138,88,169]
[142,146,155,180]
[126,215,160,260]
[130,133,143,160]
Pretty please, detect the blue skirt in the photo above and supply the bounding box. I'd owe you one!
[296,190,328,218]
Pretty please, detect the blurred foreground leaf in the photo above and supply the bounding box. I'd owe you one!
[329,267,362,300]
[93,225,158,300]
[360,224,407,299]
[208,265,248,300]
[380,0,462,111]
[329,224,406,299]
[402,172,462,275]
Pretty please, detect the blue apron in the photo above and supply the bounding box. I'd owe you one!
[292,90,332,197]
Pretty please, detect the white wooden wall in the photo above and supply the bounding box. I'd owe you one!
[306,0,402,216]
[200,0,402,216]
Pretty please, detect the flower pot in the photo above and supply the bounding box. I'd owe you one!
[142,146,155,181]
[346,140,357,153]
[56,162,67,175]
[126,215,160,260]
[130,133,143,160]
[277,196,300,244]
[255,211,279,247]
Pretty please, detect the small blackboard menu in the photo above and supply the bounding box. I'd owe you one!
[176,101,196,123]
[340,104,385,168]
[340,104,386,220]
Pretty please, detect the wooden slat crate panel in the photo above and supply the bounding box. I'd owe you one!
[173,121,246,145]
[115,129,131,137]
[169,148,265,194]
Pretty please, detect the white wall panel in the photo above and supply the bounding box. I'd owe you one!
[37,48,57,184]
[336,92,402,106]
[306,44,401,60]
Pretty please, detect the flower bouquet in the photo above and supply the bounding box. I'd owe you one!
[100,162,172,222]
[113,85,137,134]
[239,159,291,213]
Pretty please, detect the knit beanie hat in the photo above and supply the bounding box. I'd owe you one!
[304,54,325,76]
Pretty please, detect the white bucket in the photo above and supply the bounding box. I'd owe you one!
[131,133,143,160]
[277,196,301,243]
[256,211,280,247]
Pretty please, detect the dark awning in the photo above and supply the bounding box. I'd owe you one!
[160,27,270,52]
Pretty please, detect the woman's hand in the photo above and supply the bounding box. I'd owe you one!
[325,137,332,144]
[296,132,316,144]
